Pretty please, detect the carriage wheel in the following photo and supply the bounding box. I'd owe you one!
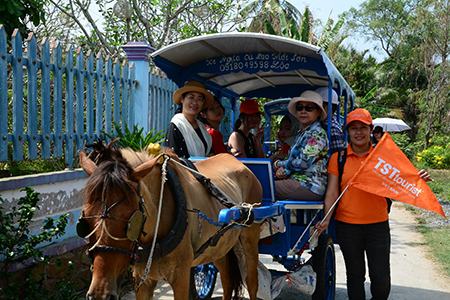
[311,234,336,300]
[189,263,218,300]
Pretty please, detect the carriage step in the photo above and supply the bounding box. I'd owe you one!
[218,200,323,225]
[218,203,285,224]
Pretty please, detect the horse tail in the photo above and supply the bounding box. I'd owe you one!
[227,249,243,300]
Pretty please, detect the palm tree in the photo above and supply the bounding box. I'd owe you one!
[241,0,303,34]
[244,3,347,58]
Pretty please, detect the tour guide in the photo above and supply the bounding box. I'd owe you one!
[316,108,431,300]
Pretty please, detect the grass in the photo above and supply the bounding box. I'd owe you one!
[428,169,450,203]
[412,169,450,277]
[417,225,450,278]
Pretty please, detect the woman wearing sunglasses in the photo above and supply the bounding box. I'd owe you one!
[273,90,329,200]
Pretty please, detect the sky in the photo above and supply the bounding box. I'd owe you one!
[291,0,386,60]
[292,0,362,23]
[88,0,385,60]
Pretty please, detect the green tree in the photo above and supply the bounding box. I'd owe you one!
[40,0,248,55]
[0,0,46,36]
[348,0,449,146]
[246,3,346,57]
[414,0,449,146]
[348,0,418,58]
[332,47,391,117]
[242,0,303,34]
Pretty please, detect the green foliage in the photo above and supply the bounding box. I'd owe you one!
[391,133,414,158]
[334,48,380,99]
[244,0,303,35]
[356,86,390,118]
[0,188,68,265]
[1,157,66,177]
[0,0,46,36]
[416,144,450,170]
[299,6,311,42]
[317,14,345,51]
[348,0,449,145]
[427,170,450,203]
[0,188,70,298]
[106,123,165,151]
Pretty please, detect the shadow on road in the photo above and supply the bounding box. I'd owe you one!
[206,284,450,300]
[389,284,450,300]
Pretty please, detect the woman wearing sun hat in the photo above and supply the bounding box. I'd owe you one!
[165,81,214,158]
[273,90,329,200]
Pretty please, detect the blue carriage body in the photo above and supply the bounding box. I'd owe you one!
[152,32,354,299]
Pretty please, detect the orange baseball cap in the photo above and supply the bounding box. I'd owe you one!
[346,108,373,126]
[239,99,261,115]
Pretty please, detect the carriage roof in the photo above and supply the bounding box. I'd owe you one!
[151,32,355,101]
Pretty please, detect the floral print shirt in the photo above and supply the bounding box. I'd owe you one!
[277,120,329,196]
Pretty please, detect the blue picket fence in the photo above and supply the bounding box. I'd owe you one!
[148,74,178,132]
[0,27,178,167]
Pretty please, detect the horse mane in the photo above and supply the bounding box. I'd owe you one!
[84,143,137,205]
[84,140,176,205]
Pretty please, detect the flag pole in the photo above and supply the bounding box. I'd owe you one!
[308,184,350,243]
[309,135,389,243]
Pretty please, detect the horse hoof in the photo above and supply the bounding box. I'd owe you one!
[86,294,117,300]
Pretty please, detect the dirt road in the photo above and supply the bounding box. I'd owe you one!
[124,203,450,299]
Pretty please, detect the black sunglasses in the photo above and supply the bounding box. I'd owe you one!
[295,103,317,112]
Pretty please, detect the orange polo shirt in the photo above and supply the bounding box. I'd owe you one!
[328,145,389,224]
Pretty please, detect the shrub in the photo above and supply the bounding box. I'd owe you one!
[107,123,166,151]
[0,188,74,299]
[391,133,415,159]
[416,144,450,169]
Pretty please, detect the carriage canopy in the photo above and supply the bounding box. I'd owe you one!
[151,32,355,101]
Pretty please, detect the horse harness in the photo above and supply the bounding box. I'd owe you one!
[76,154,254,271]
[177,158,255,258]
[77,173,190,266]
[76,182,147,262]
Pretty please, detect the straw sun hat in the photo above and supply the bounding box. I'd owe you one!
[287,90,327,121]
[173,81,214,108]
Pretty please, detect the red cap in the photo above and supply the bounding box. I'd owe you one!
[346,108,373,126]
[239,99,261,114]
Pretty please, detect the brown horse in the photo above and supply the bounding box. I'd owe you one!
[78,143,262,300]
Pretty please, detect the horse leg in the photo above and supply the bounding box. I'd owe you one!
[169,267,191,300]
[135,279,157,300]
[213,256,233,300]
[240,226,260,300]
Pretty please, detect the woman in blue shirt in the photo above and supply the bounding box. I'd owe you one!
[274,90,329,200]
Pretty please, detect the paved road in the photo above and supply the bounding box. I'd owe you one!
[124,203,450,299]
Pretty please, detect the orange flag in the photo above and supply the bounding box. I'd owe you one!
[348,133,446,217]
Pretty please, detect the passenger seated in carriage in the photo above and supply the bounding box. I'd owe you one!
[199,96,228,155]
[165,81,214,158]
[273,91,329,201]
[227,99,265,158]
[270,114,297,161]
[315,87,346,154]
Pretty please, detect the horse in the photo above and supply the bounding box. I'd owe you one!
[78,142,262,300]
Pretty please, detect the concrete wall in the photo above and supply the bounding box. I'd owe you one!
[0,170,89,261]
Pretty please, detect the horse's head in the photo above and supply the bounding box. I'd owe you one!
[78,144,162,300]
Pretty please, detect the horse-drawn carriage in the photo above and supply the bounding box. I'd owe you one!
[78,33,355,300]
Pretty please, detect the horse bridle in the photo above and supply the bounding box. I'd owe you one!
[76,183,147,263]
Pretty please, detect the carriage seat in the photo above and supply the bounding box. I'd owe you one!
[189,157,323,224]
[238,158,324,209]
